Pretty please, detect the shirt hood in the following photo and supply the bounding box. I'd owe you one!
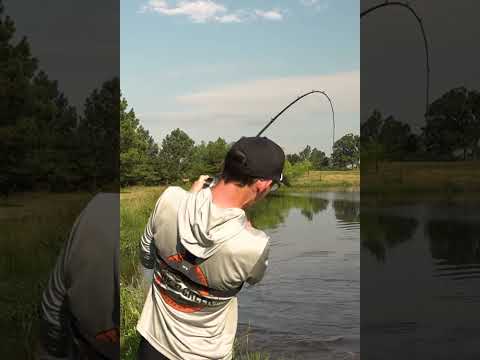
[177,188,246,259]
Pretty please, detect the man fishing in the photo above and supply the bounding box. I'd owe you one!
[136,136,285,360]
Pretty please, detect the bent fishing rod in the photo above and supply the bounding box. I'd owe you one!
[203,90,335,188]
[361,1,430,115]
[256,90,335,149]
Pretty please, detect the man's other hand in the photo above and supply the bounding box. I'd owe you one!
[190,175,210,193]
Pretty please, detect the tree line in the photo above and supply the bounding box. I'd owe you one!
[361,87,480,171]
[286,134,360,170]
[121,98,231,187]
[0,1,118,195]
[120,96,360,187]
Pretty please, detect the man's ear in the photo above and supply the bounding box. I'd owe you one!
[256,179,272,193]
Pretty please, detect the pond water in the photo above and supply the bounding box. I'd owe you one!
[238,191,360,359]
[362,196,480,359]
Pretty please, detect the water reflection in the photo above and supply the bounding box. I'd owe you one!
[362,203,480,269]
[427,219,480,280]
[247,193,329,229]
[333,199,360,223]
[240,192,360,359]
[362,200,480,360]
[361,212,418,262]
[247,192,362,230]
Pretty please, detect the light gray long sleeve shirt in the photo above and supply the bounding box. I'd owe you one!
[137,187,270,360]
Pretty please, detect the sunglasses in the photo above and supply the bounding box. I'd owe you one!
[270,180,281,192]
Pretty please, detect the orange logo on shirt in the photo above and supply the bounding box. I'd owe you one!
[95,328,119,343]
[155,251,210,313]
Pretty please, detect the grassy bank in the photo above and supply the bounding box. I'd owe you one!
[120,186,270,359]
[0,192,91,359]
[362,161,480,194]
[120,186,165,359]
[282,169,360,192]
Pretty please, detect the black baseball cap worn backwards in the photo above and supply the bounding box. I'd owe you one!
[224,137,285,183]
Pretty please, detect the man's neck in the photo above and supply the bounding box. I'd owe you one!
[211,180,253,209]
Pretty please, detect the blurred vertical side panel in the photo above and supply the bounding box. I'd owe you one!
[0,0,119,359]
[361,0,480,359]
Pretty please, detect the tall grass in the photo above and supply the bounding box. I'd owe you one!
[0,192,91,359]
[120,186,270,359]
[120,186,164,359]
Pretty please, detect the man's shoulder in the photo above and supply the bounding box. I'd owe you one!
[85,192,119,214]
[150,186,188,216]
[229,225,269,256]
[244,226,269,242]
[164,185,188,196]
[73,193,119,234]
[158,186,187,204]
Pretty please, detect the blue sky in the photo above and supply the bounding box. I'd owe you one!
[121,0,359,154]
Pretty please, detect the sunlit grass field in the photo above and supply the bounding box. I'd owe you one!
[120,185,270,359]
[285,169,360,191]
[361,161,480,193]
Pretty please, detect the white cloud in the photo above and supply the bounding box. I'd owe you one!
[254,9,283,21]
[300,0,329,12]
[216,14,242,23]
[141,0,226,23]
[175,71,359,117]
[140,1,285,23]
[141,71,359,153]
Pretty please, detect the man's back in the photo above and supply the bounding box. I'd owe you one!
[39,193,120,359]
[137,186,269,360]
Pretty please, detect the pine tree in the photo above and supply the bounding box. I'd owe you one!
[120,96,160,186]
